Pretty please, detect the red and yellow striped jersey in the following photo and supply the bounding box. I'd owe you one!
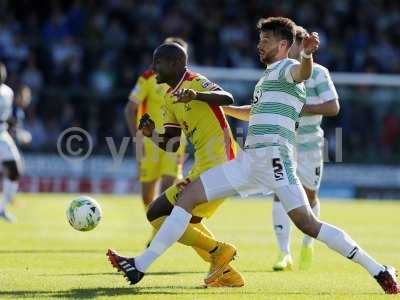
[129,70,169,131]
[162,69,236,173]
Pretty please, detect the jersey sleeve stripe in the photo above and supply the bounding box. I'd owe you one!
[171,70,190,94]
[164,123,181,128]
[208,105,235,160]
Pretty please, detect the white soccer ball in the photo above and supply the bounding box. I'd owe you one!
[66,196,102,231]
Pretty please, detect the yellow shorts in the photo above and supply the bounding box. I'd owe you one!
[139,138,182,182]
[165,166,226,219]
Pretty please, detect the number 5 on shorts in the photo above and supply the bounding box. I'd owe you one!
[272,158,284,181]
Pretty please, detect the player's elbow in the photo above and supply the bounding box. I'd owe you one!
[333,99,340,116]
[327,99,340,116]
[302,69,312,81]
[221,92,234,105]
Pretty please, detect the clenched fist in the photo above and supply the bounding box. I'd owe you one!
[303,32,320,55]
[173,89,197,104]
[138,113,155,137]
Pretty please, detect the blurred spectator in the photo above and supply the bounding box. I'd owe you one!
[21,55,43,101]
[42,9,70,43]
[0,0,398,163]
[90,59,115,95]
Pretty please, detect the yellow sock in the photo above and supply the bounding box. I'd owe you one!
[191,223,215,263]
[192,222,215,239]
[150,217,218,255]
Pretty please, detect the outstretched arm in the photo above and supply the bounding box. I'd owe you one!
[301,99,340,117]
[138,114,181,152]
[223,105,251,121]
[290,32,320,83]
[173,89,234,106]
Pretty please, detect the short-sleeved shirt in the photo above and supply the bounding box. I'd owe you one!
[162,69,236,173]
[246,58,306,151]
[0,84,14,132]
[129,70,169,131]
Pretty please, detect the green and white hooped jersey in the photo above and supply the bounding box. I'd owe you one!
[245,58,306,151]
[0,84,13,132]
[297,63,338,152]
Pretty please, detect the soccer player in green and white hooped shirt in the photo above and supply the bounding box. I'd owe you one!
[106,17,399,294]
[270,26,340,272]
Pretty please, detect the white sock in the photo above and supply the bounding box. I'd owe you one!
[272,200,291,254]
[317,223,384,276]
[303,201,320,246]
[0,179,18,212]
[135,206,192,272]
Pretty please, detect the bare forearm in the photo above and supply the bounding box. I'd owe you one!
[195,91,234,106]
[301,99,340,116]
[223,105,251,121]
[124,103,137,137]
[299,55,313,80]
[292,55,313,83]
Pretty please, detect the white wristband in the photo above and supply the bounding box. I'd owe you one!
[301,50,312,59]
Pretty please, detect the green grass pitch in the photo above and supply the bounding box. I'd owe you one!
[0,194,399,300]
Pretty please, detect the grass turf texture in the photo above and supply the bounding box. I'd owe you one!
[0,194,399,300]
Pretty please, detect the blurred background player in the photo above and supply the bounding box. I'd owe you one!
[10,85,32,147]
[124,37,188,244]
[108,43,244,287]
[272,26,340,271]
[0,63,29,222]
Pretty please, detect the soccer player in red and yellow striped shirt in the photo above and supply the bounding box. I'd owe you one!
[124,38,187,244]
[109,42,244,287]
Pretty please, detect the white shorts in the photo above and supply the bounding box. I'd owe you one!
[296,150,323,191]
[0,131,21,163]
[200,145,309,212]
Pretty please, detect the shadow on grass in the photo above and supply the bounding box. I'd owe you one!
[0,286,242,299]
[37,271,205,276]
[0,287,380,299]
[0,287,177,299]
[0,249,106,254]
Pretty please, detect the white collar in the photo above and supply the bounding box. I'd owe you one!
[266,58,286,70]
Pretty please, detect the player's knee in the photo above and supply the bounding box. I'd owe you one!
[289,207,320,238]
[298,222,318,237]
[160,176,175,193]
[146,194,173,222]
[304,187,317,205]
[146,203,156,222]
[176,179,207,213]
